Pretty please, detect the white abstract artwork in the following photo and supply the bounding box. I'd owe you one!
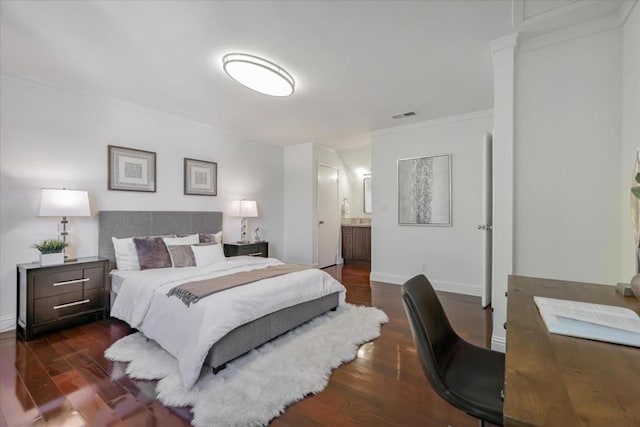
[398,154,451,226]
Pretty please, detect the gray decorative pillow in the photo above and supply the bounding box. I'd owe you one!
[133,237,172,270]
[167,245,196,268]
[200,231,222,244]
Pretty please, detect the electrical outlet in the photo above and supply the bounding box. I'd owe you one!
[422,263,428,273]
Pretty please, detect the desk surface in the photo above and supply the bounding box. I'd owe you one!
[504,275,640,427]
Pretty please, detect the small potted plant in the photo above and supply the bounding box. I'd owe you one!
[33,239,68,266]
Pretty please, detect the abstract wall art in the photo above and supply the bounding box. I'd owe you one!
[397,154,451,226]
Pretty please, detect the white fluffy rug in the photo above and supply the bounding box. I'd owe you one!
[105,304,388,426]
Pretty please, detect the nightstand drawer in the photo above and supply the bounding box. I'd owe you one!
[34,269,85,299]
[83,267,105,290]
[224,242,269,258]
[237,246,265,256]
[34,288,104,324]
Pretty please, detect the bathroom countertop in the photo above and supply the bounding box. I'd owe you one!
[341,219,371,227]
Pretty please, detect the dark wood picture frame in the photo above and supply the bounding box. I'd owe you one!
[108,145,157,192]
[184,158,217,196]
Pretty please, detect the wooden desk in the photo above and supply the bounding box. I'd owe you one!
[504,275,640,427]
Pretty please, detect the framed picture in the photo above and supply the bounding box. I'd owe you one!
[184,158,217,196]
[108,145,156,192]
[398,154,451,226]
[363,176,372,214]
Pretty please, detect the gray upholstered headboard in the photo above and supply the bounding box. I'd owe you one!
[98,211,223,267]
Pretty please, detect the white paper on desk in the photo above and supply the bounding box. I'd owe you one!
[534,297,640,347]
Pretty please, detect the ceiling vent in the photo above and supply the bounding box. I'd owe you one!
[392,111,416,119]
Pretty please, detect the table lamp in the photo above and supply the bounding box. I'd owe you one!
[229,200,258,243]
[39,188,91,251]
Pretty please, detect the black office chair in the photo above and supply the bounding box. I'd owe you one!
[401,274,504,427]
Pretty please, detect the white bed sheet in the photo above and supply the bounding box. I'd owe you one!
[110,256,346,388]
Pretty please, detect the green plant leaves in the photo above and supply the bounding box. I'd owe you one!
[32,239,68,254]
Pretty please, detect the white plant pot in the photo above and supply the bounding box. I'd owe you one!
[40,252,64,266]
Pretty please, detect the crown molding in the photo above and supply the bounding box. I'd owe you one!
[491,33,519,53]
[619,0,638,26]
[370,109,493,137]
[518,13,621,52]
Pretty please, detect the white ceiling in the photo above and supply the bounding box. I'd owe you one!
[0,1,624,149]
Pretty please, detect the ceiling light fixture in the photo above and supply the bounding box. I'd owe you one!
[222,53,295,97]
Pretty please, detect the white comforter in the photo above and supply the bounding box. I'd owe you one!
[110,256,346,388]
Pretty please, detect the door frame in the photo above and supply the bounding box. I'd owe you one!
[481,131,493,308]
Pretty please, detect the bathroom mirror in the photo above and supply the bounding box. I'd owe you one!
[363,176,372,213]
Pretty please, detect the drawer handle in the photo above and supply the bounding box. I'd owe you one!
[248,252,263,256]
[53,299,90,310]
[53,278,90,287]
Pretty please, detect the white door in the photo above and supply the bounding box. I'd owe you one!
[480,131,493,307]
[317,164,339,268]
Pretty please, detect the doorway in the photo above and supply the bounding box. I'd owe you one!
[317,164,339,268]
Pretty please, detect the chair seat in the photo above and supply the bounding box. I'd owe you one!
[444,340,505,425]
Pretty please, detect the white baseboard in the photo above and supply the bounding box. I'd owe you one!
[0,315,16,333]
[370,271,407,284]
[491,334,506,353]
[370,272,481,297]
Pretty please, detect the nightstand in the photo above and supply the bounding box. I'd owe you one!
[223,241,268,258]
[16,257,110,340]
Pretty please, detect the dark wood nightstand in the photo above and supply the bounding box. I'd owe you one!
[223,241,268,258]
[16,257,110,340]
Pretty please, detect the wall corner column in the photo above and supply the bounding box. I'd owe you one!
[490,33,518,352]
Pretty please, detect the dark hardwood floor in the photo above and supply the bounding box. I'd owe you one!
[0,263,493,427]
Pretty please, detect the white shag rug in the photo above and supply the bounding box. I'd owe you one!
[105,303,388,427]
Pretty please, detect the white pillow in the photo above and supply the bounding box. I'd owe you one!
[163,234,199,246]
[191,244,226,266]
[112,237,140,271]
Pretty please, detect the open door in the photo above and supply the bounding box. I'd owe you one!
[480,131,493,308]
[317,164,339,268]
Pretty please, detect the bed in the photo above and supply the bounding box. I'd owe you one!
[98,210,344,388]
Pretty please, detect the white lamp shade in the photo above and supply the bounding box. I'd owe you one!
[39,189,91,217]
[229,200,258,218]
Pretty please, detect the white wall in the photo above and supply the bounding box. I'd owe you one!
[337,145,372,219]
[0,75,284,331]
[370,110,493,296]
[514,28,622,285]
[621,3,640,280]
[283,143,314,265]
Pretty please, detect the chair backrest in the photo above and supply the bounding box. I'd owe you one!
[401,274,460,396]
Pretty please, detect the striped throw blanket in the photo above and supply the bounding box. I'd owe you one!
[167,263,312,306]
